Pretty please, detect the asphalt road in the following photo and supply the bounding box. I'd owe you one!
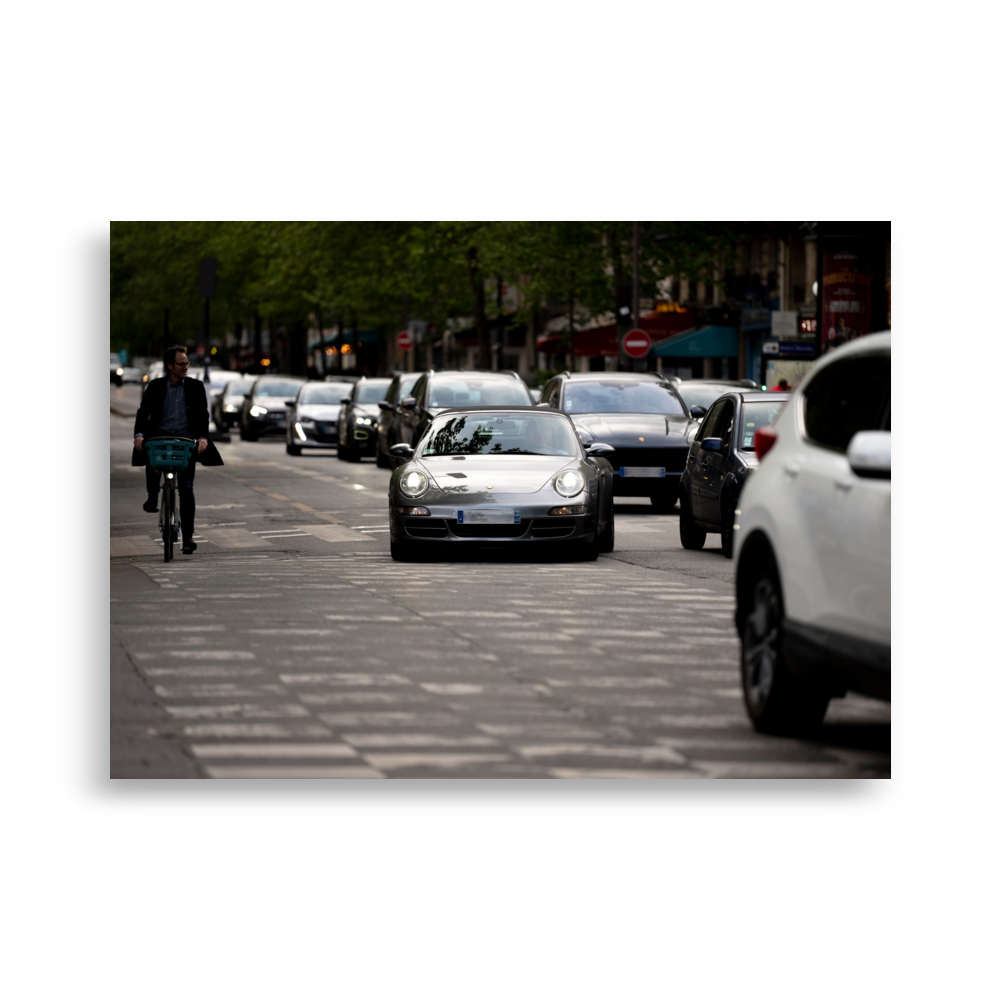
[110,391,890,778]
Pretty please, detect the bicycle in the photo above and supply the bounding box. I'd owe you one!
[144,437,197,562]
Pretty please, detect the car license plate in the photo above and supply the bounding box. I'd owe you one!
[457,508,520,524]
[618,467,666,478]
[323,425,337,434]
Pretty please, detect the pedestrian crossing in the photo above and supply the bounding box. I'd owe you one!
[111,551,890,779]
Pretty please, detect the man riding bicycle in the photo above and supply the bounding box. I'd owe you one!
[133,345,224,554]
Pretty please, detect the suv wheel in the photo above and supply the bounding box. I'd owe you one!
[721,498,735,559]
[679,495,706,550]
[741,558,829,734]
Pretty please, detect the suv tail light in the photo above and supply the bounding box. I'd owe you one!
[754,425,778,461]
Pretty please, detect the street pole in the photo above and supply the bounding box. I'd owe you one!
[632,222,641,373]
[199,257,216,382]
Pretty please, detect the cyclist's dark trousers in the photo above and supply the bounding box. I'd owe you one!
[146,458,197,540]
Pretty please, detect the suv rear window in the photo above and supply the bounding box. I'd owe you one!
[803,352,890,452]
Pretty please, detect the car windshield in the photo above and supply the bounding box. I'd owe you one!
[739,400,788,451]
[427,377,531,408]
[563,380,687,416]
[255,381,303,397]
[300,386,349,405]
[397,375,419,398]
[677,384,743,409]
[224,382,252,398]
[421,414,579,456]
[356,381,391,403]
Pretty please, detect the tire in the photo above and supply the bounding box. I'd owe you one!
[376,440,391,469]
[286,443,302,456]
[721,498,735,559]
[575,533,600,561]
[597,512,615,553]
[337,442,348,460]
[649,483,678,514]
[241,426,258,442]
[679,496,706,550]
[390,538,417,562]
[741,558,830,735]
[162,487,173,562]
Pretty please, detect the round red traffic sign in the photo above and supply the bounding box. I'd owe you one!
[622,328,653,359]
[396,330,414,351]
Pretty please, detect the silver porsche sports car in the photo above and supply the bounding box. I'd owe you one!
[387,407,615,561]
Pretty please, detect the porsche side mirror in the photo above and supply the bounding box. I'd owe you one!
[577,430,595,445]
[586,443,615,456]
[389,443,415,459]
[284,400,295,407]
[690,405,708,419]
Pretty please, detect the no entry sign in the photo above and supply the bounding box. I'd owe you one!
[622,328,653,359]
[396,330,414,351]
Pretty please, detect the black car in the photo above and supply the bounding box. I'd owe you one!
[537,371,698,513]
[213,378,254,434]
[286,380,356,455]
[375,371,422,468]
[386,370,534,468]
[239,376,307,441]
[337,377,392,461]
[673,379,763,421]
[679,390,790,557]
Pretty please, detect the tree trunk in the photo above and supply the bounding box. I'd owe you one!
[468,247,489,369]
[253,312,262,373]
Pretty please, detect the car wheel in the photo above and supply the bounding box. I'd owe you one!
[741,558,830,735]
[597,512,614,553]
[240,427,258,442]
[649,483,678,514]
[376,441,391,469]
[390,539,417,562]
[286,443,302,456]
[721,498,735,559]
[337,442,348,460]
[679,496,706,550]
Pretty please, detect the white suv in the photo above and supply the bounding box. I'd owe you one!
[733,331,890,734]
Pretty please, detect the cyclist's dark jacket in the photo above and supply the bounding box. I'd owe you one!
[132,376,224,467]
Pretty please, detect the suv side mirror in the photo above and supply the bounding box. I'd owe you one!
[284,400,295,407]
[690,405,708,419]
[340,396,351,405]
[586,443,615,456]
[701,437,723,452]
[389,443,415,459]
[400,397,417,410]
[378,401,393,411]
[847,430,890,479]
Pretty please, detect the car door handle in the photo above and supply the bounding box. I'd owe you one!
[835,477,854,492]
[784,461,802,477]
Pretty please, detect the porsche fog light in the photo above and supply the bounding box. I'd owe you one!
[399,470,428,498]
[555,470,585,498]
[395,506,430,515]
[548,505,587,515]
[294,422,307,441]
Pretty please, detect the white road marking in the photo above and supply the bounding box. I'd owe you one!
[191,743,358,758]
[182,723,332,738]
[515,744,687,764]
[317,713,463,726]
[205,765,384,778]
[166,650,256,660]
[692,762,859,778]
[362,753,512,770]
[166,704,311,719]
[142,667,263,678]
[343,734,500,748]
[549,769,696,779]
[280,673,412,686]
[420,611,522,619]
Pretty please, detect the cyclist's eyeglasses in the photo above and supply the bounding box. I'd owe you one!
[171,361,191,368]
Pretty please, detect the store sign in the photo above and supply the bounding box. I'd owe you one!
[779,341,816,357]
[742,308,771,331]
[763,341,779,355]
[821,248,872,352]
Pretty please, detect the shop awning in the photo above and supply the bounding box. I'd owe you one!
[650,326,739,358]
[537,308,699,357]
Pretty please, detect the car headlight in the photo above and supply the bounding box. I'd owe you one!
[250,405,268,417]
[399,469,429,498]
[224,404,238,412]
[555,469,585,498]
[356,416,372,425]
[116,368,124,376]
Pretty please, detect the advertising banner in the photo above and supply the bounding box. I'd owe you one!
[821,247,872,353]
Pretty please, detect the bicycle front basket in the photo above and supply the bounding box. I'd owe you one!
[146,438,196,471]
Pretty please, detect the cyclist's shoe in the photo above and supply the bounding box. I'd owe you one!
[143,497,158,513]
[182,539,197,554]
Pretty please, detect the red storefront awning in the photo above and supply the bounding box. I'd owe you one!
[537,309,697,356]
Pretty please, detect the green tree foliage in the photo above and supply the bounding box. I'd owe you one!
[111,221,741,365]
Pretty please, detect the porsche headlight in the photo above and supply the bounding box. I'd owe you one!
[250,404,268,417]
[399,469,429,498]
[356,416,372,425]
[555,469,585,498]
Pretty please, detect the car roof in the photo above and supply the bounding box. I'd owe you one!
[556,371,665,381]
[433,405,569,415]
[426,369,524,379]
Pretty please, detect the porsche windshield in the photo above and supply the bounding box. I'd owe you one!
[421,414,579,456]
[563,380,687,416]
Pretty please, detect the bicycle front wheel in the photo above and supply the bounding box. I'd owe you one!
[162,485,174,561]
